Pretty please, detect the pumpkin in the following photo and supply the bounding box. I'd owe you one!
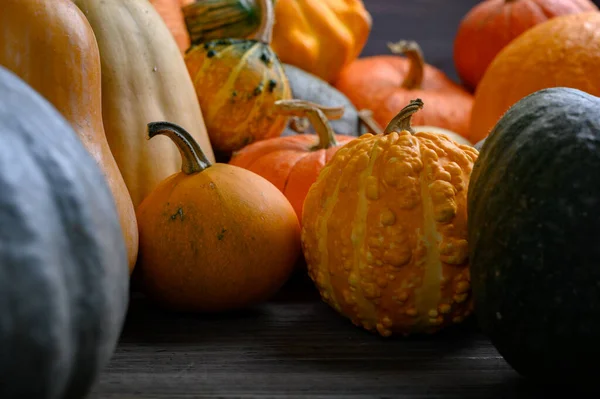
[301,99,479,337]
[185,0,291,155]
[281,64,370,137]
[150,0,195,53]
[183,0,372,83]
[468,87,600,384]
[0,65,129,399]
[356,105,474,147]
[453,0,597,92]
[73,0,215,208]
[334,40,474,138]
[0,0,139,273]
[136,121,301,312]
[468,12,600,144]
[183,0,274,45]
[229,100,356,222]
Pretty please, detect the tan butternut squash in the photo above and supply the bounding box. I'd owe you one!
[0,0,139,273]
[74,0,216,207]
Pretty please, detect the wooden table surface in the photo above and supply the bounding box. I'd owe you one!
[90,1,600,397]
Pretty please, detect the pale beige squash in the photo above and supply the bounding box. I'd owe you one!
[74,0,216,207]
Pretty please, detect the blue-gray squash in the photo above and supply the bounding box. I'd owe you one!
[0,66,129,398]
[282,64,369,137]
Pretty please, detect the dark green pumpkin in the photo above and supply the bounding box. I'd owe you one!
[0,66,129,398]
[281,64,369,137]
[468,87,600,384]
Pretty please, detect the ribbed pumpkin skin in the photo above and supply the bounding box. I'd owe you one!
[0,0,138,273]
[229,134,355,221]
[185,39,292,154]
[468,87,600,383]
[0,66,129,399]
[73,0,215,208]
[301,130,478,337]
[469,11,600,144]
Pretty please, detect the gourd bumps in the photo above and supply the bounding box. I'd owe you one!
[301,101,478,336]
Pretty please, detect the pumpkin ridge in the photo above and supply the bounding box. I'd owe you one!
[204,42,262,123]
[312,143,362,313]
[412,138,444,331]
[230,64,270,146]
[281,150,313,197]
[348,140,385,331]
[193,41,241,85]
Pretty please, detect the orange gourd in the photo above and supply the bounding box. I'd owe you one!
[454,0,597,92]
[229,100,357,222]
[469,11,600,144]
[150,0,195,53]
[136,121,301,312]
[185,0,291,155]
[301,99,479,337]
[334,40,474,138]
[0,0,138,273]
[270,0,372,83]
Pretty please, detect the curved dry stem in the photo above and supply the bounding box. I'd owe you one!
[252,0,275,44]
[357,109,384,135]
[148,121,212,174]
[274,99,344,149]
[387,40,425,90]
[383,99,424,135]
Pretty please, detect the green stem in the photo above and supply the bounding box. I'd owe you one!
[252,0,275,44]
[147,121,212,174]
[383,99,424,135]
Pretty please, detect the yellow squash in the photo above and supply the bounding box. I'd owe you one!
[73,0,216,208]
[271,0,372,83]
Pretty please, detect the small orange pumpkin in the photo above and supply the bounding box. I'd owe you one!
[229,100,358,222]
[334,40,474,138]
[136,120,301,312]
[301,99,479,337]
[185,0,291,155]
[453,0,597,92]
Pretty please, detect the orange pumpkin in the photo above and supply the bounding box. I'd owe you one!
[469,11,600,144]
[334,40,474,138]
[149,0,194,53]
[301,99,479,337]
[0,0,139,273]
[185,0,291,155]
[454,0,597,92]
[136,121,301,312]
[229,100,357,222]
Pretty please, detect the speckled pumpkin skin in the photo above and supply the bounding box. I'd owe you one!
[185,39,292,154]
[301,129,479,336]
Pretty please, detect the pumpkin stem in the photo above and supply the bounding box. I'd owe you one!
[387,40,425,90]
[383,99,424,135]
[147,121,212,174]
[357,109,384,135]
[252,0,275,44]
[274,99,343,149]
